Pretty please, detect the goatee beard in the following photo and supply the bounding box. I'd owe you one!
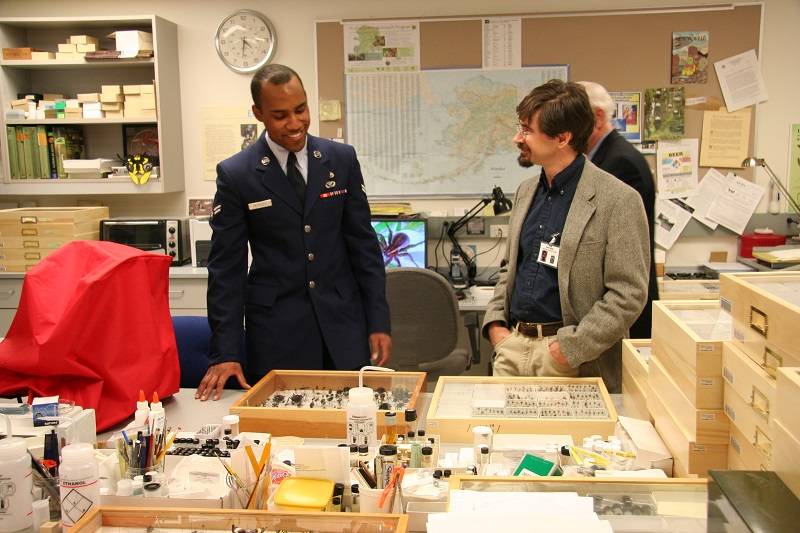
[517,154,533,168]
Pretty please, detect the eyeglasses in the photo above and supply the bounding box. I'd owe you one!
[516,123,534,137]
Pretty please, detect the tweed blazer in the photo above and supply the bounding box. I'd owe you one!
[482,158,650,391]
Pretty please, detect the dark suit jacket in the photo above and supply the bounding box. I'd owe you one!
[207,133,390,380]
[591,129,658,338]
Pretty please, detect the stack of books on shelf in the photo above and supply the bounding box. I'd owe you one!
[5,84,156,121]
[4,126,86,179]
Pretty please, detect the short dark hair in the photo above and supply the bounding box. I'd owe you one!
[516,79,594,154]
[250,64,304,107]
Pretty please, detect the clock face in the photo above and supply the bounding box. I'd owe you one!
[215,10,277,73]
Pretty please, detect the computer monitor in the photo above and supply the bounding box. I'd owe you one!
[370,218,427,269]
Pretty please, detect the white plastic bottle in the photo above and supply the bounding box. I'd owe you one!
[59,443,99,529]
[0,414,33,533]
[346,366,394,447]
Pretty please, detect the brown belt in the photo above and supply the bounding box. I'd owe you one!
[514,320,563,338]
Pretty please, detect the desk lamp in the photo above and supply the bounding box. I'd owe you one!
[742,157,800,226]
[447,186,513,287]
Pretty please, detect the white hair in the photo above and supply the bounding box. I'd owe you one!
[577,81,615,125]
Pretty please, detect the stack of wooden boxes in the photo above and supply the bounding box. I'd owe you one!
[0,207,108,272]
[648,300,731,476]
[621,338,652,422]
[718,272,800,476]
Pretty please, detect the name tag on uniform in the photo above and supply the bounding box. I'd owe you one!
[248,199,272,210]
[537,232,561,268]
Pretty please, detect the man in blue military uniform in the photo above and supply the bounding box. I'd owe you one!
[197,64,392,401]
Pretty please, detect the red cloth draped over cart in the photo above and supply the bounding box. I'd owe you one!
[0,240,179,431]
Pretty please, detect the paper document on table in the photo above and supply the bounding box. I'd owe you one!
[706,173,764,234]
[427,512,612,533]
[292,445,349,484]
[657,139,699,198]
[448,489,595,515]
[700,107,752,168]
[685,168,727,229]
[714,49,768,112]
[655,197,693,250]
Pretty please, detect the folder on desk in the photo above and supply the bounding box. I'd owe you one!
[752,247,800,268]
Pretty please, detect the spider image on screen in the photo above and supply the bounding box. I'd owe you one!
[370,219,427,269]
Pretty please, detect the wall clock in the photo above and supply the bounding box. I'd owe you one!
[215,9,277,73]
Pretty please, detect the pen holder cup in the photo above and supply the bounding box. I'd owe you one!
[360,485,403,514]
[32,476,60,519]
[124,460,165,480]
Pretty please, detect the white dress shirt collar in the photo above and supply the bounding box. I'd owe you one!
[265,133,309,182]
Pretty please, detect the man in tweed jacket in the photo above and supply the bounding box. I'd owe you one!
[481,80,649,393]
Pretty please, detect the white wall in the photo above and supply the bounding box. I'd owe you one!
[1,0,798,265]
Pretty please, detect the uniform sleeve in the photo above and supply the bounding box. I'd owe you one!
[206,163,249,365]
[340,145,391,334]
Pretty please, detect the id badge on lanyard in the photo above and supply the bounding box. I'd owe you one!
[537,232,560,268]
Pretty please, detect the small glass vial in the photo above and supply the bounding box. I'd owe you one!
[378,444,398,488]
[404,409,418,436]
[416,429,426,443]
[421,446,434,468]
[358,444,369,463]
[479,446,490,475]
[350,484,360,512]
[384,412,398,444]
[410,440,422,468]
[349,444,359,467]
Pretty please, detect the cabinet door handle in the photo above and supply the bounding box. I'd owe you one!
[168,290,185,299]
[0,289,15,298]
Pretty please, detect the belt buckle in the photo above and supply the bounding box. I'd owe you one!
[536,323,543,337]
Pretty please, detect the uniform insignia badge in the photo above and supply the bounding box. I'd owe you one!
[329,171,335,178]
[212,204,222,217]
[361,183,367,194]
[313,150,322,159]
[325,180,336,189]
[261,156,270,166]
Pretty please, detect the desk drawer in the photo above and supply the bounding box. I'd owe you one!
[719,272,800,376]
[652,300,730,409]
[650,354,728,444]
[167,278,207,310]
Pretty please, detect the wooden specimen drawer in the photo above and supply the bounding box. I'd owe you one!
[622,338,650,393]
[728,422,772,471]
[649,354,728,444]
[659,278,719,300]
[648,383,727,476]
[775,367,800,441]
[652,300,731,409]
[622,366,650,422]
[426,376,617,444]
[773,418,800,500]
[722,341,775,426]
[723,381,773,464]
[719,272,800,376]
[0,232,99,250]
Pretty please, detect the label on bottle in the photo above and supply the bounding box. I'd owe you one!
[60,477,99,526]
[347,414,376,447]
[0,469,33,532]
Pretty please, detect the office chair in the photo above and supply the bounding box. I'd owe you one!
[384,268,470,382]
[170,315,247,389]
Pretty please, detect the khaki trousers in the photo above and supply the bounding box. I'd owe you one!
[492,329,579,377]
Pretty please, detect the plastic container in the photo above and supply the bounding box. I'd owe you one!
[0,414,33,533]
[739,228,785,258]
[59,443,99,528]
[346,366,394,447]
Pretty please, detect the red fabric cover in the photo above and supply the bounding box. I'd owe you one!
[0,240,179,431]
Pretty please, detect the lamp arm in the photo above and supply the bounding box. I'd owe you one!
[446,197,491,277]
[763,161,800,216]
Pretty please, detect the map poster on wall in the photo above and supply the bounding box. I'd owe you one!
[345,66,569,196]
[609,91,642,143]
[344,21,420,73]
[644,87,685,141]
[671,31,709,84]
[201,107,261,181]
[789,124,800,209]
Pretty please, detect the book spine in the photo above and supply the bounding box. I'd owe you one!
[15,127,27,179]
[53,126,67,179]
[24,126,41,179]
[36,126,49,179]
[6,126,19,179]
[46,126,57,178]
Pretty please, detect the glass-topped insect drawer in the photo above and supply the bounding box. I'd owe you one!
[719,272,800,375]
[425,376,616,444]
[71,507,408,533]
[229,370,426,438]
[448,476,708,533]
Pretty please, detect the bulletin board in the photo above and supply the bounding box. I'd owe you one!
[315,4,762,196]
